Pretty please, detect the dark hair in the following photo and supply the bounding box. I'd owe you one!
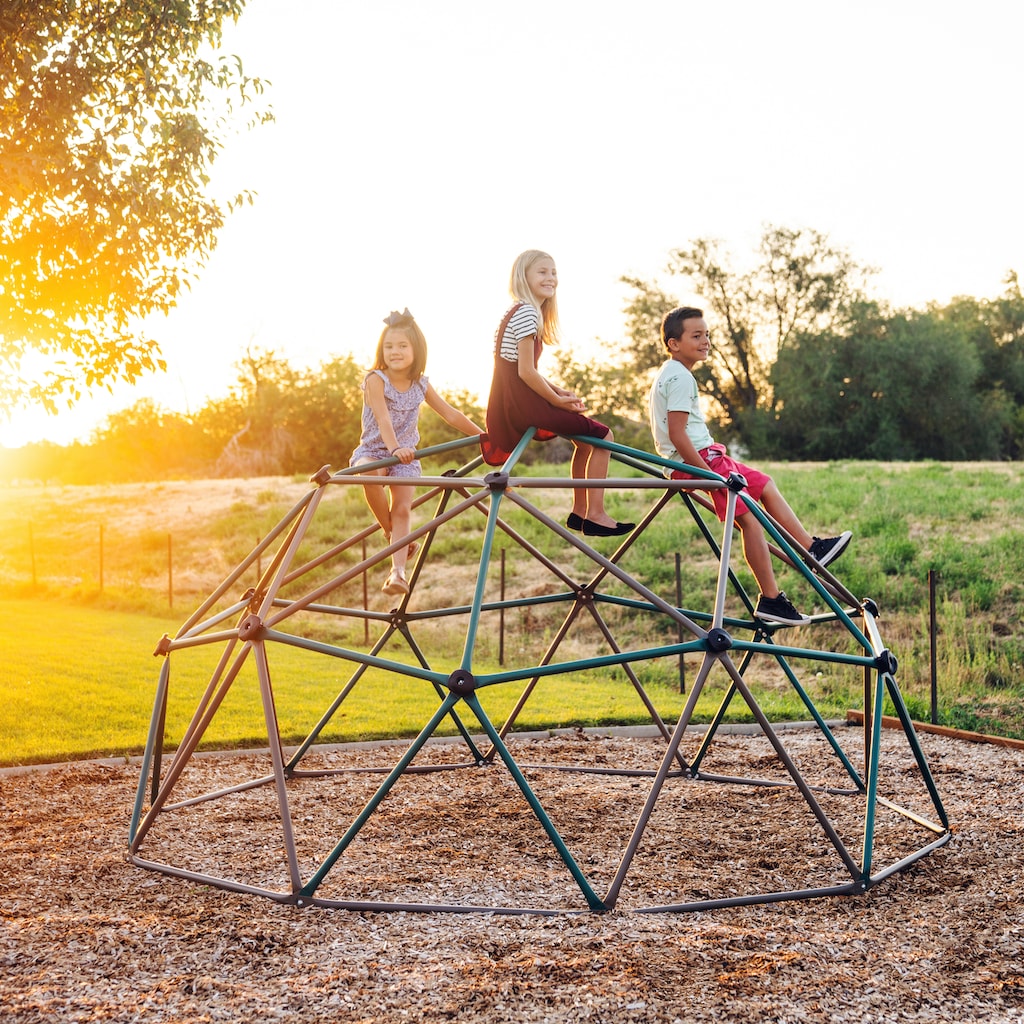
[661,306,704,348]
[372,312,428,380]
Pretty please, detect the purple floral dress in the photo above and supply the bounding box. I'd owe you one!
[350,370,429,477]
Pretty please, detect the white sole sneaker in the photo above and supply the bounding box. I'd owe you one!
[813,530,852,568]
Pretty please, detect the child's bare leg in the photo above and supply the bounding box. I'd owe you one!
[569,442,590,521]
[759,480,813,550]
[577,432,616,527]
[388,484,414,574]
[357,464,392,537]
[736,511,780,597]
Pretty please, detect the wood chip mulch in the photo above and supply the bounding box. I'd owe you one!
[2,727,1023,1023]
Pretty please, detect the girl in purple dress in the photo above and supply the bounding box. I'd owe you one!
[352,309,483,595]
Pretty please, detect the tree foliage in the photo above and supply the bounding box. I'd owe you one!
[548,345,651,453]
[772,306,999,460]
[769,273,1024,461]
[932,274,1024,457]
[0,0,269,416]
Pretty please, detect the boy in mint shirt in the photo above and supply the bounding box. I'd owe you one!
[649,306,851,626]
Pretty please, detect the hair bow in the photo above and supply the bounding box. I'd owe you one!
[383,308,413,326]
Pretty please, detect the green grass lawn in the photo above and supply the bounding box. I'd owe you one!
[2,460,1024,765]
[0,596,867,767]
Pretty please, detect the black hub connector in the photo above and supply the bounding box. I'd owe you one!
[447,669,477,696]
[873,648,898,675]
[705,627,733,652]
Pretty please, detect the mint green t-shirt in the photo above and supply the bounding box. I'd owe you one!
[648,357,715,462]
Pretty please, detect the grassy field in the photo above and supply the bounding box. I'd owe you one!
[0,598,706,766]
[1,458,1023,765]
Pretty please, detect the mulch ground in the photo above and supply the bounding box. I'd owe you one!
[2,726,1023,1023]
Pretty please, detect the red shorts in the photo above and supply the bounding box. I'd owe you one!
[670,444,771,522]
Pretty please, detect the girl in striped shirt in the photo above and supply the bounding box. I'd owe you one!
[483,250,633,537]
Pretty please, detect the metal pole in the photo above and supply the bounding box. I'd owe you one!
[675,551,685,693]
[499,548,506,666]
[362,538,369,643]
[929,569,938,724]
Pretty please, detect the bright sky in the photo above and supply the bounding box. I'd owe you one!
[3,0,1022,448]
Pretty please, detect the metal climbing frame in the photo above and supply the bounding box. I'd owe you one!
[129,432,950,913]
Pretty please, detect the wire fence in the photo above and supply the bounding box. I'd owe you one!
[9,520,955,725]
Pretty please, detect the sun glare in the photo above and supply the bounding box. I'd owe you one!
[0,405,87,449]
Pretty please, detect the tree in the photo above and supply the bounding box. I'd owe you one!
[622,226,874,452]
[0,0,269,416]
[934,274,1024,458]
[85,397,199,481]
[192,348,370,477]
[772,306,1002,460]
[285,353,367,473]
[416,386,486,457]
[204,345,300,476]
[549,346,652,452]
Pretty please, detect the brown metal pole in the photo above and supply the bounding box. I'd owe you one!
[362,538,369,643]
[675,552,685,693]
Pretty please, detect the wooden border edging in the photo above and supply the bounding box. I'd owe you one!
[847,710,1024,751]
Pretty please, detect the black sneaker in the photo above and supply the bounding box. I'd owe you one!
[755,591,812,626]
[808,531,852,568]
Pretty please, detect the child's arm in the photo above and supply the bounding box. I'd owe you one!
[423,384,484,436]
[667,411,707,470]
[516,338,585,412]
[364,373,414,462]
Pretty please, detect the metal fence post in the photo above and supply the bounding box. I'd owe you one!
[929,569,938,724]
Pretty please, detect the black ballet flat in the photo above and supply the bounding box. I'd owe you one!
[582,519,635,537]
[566,512,585,531]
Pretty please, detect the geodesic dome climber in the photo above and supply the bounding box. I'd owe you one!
[129,430,950,914]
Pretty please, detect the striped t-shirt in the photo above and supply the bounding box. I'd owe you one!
[496,303,541,362]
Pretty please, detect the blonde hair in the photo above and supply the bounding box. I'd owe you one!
[509,249,559,346]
